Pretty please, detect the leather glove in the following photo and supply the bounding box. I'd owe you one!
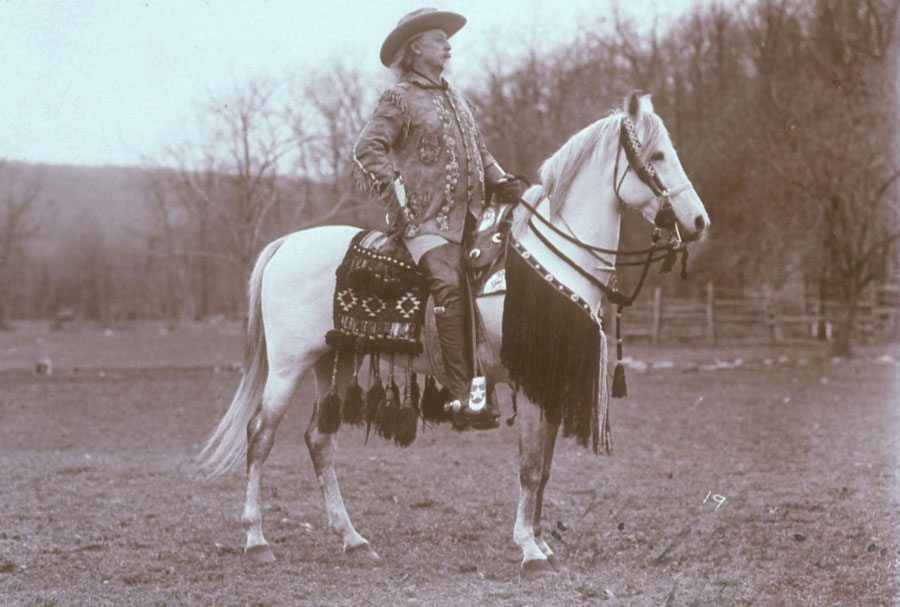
[493,174,523,203]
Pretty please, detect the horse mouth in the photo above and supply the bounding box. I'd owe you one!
[680,227,704,243]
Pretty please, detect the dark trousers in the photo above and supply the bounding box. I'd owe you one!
[418,242,471,400]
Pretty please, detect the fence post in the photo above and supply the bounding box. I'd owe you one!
[763,283,776,344]
[763,283,784,343]
[774,293,784,342]
[706,281,715,345]
[652,286,662,345]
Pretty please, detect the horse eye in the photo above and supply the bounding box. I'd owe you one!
[651,151,665,162]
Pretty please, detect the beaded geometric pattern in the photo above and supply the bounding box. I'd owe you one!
[326,230,427,356]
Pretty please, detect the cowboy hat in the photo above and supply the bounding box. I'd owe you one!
[380,8,466,67]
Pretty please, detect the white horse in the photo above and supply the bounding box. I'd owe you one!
[197,92,709,577]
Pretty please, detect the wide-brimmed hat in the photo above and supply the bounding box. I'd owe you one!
[380,8,466,67]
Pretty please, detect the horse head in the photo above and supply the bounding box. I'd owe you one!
[614,91,709,243]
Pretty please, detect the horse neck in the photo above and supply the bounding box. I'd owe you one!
[558,158,622,268]
[518,155,620,313]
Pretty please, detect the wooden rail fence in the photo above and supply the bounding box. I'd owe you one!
[617,282,900,345]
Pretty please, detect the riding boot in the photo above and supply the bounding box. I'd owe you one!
[419,243,499,430]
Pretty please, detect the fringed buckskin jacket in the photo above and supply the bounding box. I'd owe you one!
[352,71,503,243]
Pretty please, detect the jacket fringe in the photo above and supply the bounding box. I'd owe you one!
[380,88,410,142]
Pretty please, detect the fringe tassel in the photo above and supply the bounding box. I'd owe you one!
[421,376,445,422]
[612,364,627,398]
[660,248,677,273]
[342,350,364,425]
[613,363,628,398]
[410,371,421,406]
[506,387,518,427]
[365,354,385,440]
[317,350,342,434]
[680,248,690,279]
[376,355,400,440]
[612,306,627,398]
[394,364,419,447]
[501,246,601,448]
[598,332,613,455]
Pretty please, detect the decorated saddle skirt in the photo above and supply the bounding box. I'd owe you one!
[319,205,514,446]
[326,203,515,358]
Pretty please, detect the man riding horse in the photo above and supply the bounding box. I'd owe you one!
[352,8,521,429]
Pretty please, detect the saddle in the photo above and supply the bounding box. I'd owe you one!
[466,202,515,297]
[321,204,515,444]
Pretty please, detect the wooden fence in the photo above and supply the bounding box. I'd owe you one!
[619,282,900,345]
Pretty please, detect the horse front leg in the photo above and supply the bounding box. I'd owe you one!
[532,412,563,572]
[514,393,555,578]
[242,369,300,563]
[304,357,379,561]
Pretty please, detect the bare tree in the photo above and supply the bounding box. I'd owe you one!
[809,0,899,355]
[0,162,44,328]
[749,0,899,354]
[140,170,189,319]
[293,62,378,227]
[145,76,298,318]
[141,64,378,318]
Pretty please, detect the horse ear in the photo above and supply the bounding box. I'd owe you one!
[626,90,644,118]
[626,90,655,119]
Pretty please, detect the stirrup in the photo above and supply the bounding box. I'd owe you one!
[444,377,500,430]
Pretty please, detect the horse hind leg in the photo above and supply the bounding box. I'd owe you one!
[242,365,303,564]
[514,394,555,578]
[305,353,380,561]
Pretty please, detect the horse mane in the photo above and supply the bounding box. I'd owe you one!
[511,107,665,237]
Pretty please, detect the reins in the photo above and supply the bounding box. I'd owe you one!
[517,196,670,307]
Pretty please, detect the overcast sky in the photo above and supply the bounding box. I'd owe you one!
[2,0,706,167]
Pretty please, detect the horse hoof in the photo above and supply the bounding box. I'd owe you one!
[546,553,568,574]
[344,542,381,563]
[521,558,553,579]
[245,544,276,564]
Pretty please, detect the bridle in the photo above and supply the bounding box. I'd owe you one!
[512,115,695,309]
[614,115,695,247]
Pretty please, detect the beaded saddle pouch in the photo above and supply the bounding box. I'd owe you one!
[325,230,428,356]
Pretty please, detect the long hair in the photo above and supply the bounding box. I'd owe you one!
[389,33,424,80]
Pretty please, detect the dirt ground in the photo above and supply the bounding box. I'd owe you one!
[0,322,898,606]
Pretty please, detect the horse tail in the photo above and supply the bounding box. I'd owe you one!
[195,236,286,478]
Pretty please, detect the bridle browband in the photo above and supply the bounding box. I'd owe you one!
[512,115,693,308]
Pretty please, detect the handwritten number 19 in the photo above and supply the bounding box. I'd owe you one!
[703,491,726,511]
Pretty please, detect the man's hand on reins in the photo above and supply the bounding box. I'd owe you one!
[494,174,523,203]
